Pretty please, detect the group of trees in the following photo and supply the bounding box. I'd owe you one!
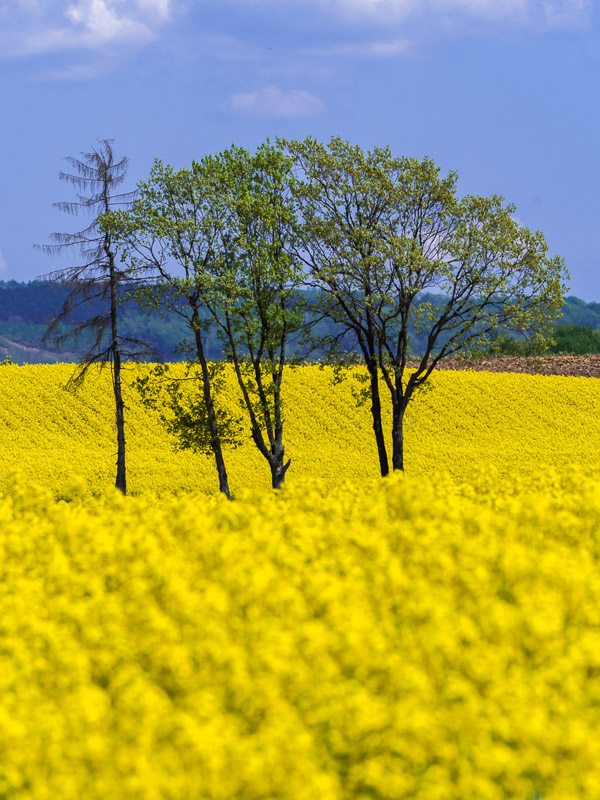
[40,138,568,497]
[489,324,600,357]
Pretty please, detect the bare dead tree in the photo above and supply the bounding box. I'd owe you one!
[37,139,155,494]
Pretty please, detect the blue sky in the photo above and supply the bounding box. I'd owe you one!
[1,0,598,298]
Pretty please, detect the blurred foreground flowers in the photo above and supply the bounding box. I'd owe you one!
[2,470,600,798]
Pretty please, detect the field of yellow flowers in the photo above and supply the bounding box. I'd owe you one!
[1,362,600,496]
[1,363,600,798]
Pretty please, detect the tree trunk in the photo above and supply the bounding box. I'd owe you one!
[248,427,290,490]
[369,366,389,477]
[108,249,126,495]
[391,402,406,472]
[113,346,127,494]
[269,441,291,490]
[193,326,231,499]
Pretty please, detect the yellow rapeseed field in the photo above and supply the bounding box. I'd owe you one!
[0,362,599,496]
[1,363,600,798]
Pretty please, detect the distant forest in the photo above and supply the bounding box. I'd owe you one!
[1,279,599,365]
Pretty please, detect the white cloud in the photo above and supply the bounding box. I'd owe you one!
[540,0,592,29]
[65,0,151,44]
[227,85,326,118]
[309,37,411,57]
[432,0,528,18]
[2,0,173,58]
[136,0,171,21]
[227,0,592,29]
[329,0,418,19]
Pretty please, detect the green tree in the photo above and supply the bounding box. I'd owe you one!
[282,136,568,475]
[104,158,238,498]
[204,142,304,489]
[108,143,305,492]
[37,139,150,494]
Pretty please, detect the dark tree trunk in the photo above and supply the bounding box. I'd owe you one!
[248,428,290,490]
[267,373,290,490]
[113,346,127,494]
[108,250,126,495]
[269,441,291,490]
[224,315,291,490]
[369,366,389,477]
[391,401,406,472]
[193,325,231,500]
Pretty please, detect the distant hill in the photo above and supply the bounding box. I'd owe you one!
[560,296,600,328]
[0,280,599,364]
[0,280,192,365]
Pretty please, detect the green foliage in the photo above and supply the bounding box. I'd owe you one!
[0,353,15,366]
[489,324,600,357]
[208,142,305,361]
[483,333,549,357]
[550,324,600,355]
[282,136,568,383]
[134,363,243,454]
[205,143,305,458]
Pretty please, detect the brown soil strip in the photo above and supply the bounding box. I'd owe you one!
[414,354,600,378]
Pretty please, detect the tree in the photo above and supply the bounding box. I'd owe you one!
[282,136,568,475]
[204,142,304,489]
[37,139,152,494]
[105,158,238,498]
[109,143,305,492]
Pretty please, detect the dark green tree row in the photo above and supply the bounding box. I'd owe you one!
[1,284,596,364]
[39,138,567,497]
[488,325,600,357]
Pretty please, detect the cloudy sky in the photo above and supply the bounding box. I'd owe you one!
[1,0,598,297]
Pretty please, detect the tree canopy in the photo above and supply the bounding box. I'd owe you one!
[281,135,568,474]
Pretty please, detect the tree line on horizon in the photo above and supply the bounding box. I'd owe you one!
[1,281,599,363]
[31,138,567,498]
